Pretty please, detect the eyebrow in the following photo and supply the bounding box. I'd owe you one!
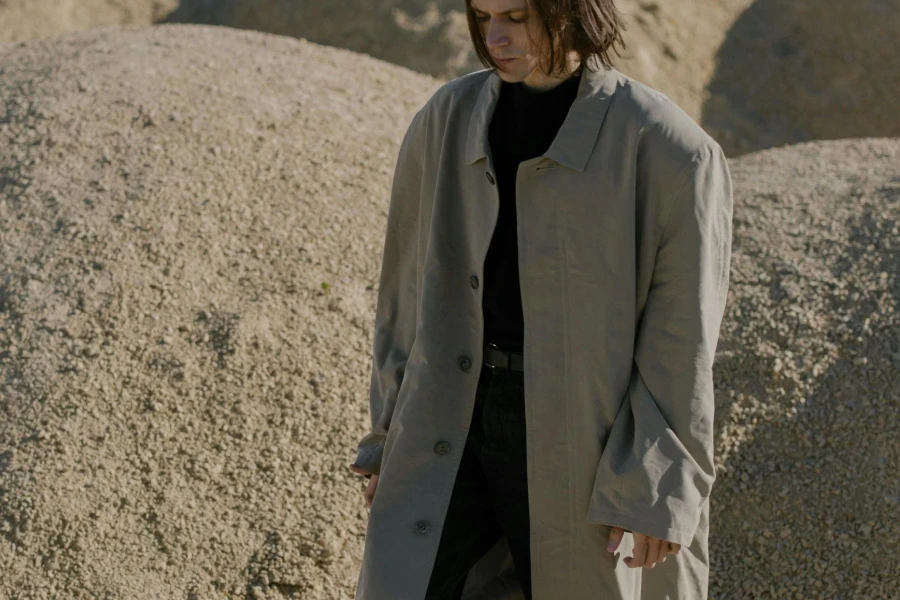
[470,3,528,14]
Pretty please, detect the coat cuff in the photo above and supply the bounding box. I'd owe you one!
[585,507,697,548]
[585,365,712,550]
[353,439,385,477]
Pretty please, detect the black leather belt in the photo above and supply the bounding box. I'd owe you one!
[483,343,524,372]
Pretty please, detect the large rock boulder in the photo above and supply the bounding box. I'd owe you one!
[167,0,899,156]
[5,0,895,159]
[704,0,900,155]
[161,0,752,130]
[0,0,178,43]
[0,23,439,599]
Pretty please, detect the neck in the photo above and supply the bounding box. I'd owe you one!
[519,53,582,93]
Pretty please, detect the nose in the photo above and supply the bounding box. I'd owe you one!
[483,20,510,49]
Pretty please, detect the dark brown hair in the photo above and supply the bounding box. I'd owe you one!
[465,0,628,77]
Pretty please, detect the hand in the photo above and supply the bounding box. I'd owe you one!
[348,463,379,509]
[606,526,680,569]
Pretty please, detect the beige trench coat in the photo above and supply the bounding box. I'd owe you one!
[353,62,733,600]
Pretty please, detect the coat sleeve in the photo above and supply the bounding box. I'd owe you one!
[352,105,429,477]
[585,143,733,547]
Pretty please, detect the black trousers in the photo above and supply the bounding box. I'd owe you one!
[425,362,533,600]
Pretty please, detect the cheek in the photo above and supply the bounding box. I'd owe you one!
[510,32,531,54]
[526,22,544,45]
[525,38,545,57]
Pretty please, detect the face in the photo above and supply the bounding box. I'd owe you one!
[470,0,580,92]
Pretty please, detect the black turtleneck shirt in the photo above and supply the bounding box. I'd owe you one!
[483,71,582,353]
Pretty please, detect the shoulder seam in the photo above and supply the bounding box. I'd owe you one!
[657,144,715,234]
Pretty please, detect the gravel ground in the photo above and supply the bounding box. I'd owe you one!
[1,23,898,600]
[710,138,900,599]
[0,24,439,600]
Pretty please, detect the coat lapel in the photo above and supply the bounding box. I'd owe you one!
[464,63,620,172]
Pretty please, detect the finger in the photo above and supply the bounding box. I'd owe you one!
[669,542,681,555]
[607,526,625,553]
[366,478,379,508]
[656,539,668,564]
[644,538,660,568]
[625,534,647,569]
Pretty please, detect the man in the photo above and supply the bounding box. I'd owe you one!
[349,0,733,598]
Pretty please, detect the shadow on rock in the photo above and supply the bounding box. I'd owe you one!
[701,0,900,157]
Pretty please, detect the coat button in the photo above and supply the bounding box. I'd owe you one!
[434,441,451,455]
[470,274,479,289]
[414,520,431,535]
[457,356,472,372]
[485,172,495,185]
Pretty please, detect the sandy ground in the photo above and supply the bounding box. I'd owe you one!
[0,22,898,600]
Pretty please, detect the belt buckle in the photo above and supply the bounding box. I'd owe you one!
[484,342,508,370]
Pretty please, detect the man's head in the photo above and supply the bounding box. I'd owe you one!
[465,0,627,91]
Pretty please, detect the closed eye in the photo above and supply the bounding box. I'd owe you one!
[476,14,526,23]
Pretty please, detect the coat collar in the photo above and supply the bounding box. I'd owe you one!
[464,63,619,172]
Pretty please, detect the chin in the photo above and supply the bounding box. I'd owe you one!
[496,68,524,82]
